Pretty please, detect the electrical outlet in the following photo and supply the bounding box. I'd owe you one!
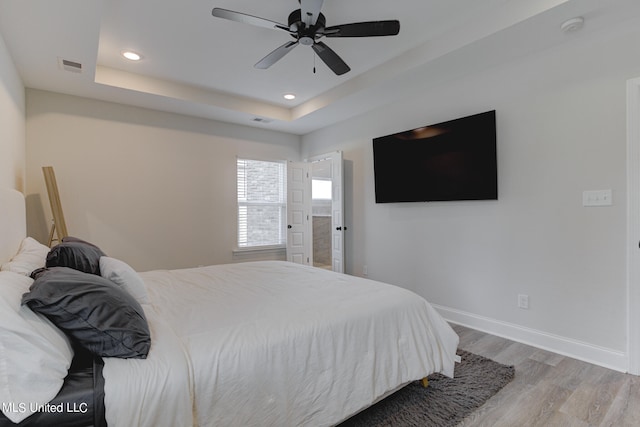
[518,294,529,309]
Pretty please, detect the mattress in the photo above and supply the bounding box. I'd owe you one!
[131,260,459,427]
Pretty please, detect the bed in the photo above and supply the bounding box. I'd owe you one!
[0,188,459,426]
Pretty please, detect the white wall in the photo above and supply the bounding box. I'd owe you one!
[302,18,640,369]
[0,31,25,191]
[26,90,300,271]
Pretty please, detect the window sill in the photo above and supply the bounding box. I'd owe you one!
[232,246,286,262]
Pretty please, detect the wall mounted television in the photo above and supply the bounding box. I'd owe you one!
[373,110,497,203]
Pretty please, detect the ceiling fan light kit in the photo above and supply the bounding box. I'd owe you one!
[211,0,400,76]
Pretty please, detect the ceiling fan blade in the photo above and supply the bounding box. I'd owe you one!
[323,20,400,37]
[212,8,289,32]
[311,41,350,76]
[255,41,299,69]
[300,0,324,27]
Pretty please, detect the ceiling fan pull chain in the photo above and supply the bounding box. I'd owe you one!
[313,52,316,74]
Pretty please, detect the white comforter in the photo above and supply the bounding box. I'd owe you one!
[102,306,194,427]
[106,261,459,427]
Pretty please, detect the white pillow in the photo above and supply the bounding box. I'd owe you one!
[100,256,150,305]
[0,237,49,276]
[0,271,73,423]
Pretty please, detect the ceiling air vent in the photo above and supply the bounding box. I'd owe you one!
[57,57,82,73]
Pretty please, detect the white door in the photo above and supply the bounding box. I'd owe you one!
[310,151,345,273]
[286,161,311,265]
[330,152,345,273]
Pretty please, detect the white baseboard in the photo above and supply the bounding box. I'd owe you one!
[433,304,629,373]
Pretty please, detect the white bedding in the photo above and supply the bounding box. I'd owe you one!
[102,305,194,427]
[135,261,459,427]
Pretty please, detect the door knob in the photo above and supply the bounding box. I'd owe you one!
[287,225,292,229]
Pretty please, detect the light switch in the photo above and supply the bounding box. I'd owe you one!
[583,189,613,207]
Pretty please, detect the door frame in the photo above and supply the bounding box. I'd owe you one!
[627,76,640,375]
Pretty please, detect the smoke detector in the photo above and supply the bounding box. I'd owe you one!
[560,17,584,34]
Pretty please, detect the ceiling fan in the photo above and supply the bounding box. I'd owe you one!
[211,0,400,76]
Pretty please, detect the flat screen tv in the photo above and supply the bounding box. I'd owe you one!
[373,110,497,203]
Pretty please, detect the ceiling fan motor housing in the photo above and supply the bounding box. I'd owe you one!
[288,9,326,45]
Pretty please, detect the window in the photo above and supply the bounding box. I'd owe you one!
[236,158,286,249]
[312,179,332,200]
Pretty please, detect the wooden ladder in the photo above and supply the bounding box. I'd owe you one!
[42,166,69,247]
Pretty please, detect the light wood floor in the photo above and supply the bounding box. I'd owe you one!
[453,324,640,426]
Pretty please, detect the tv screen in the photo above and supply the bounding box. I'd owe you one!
[373,110,497,203]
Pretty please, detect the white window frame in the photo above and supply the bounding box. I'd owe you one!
[236,157,287,251]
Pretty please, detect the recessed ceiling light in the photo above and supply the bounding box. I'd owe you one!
[283,93,296,100]
[122,50,142,61]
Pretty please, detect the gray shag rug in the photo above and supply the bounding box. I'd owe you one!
[338,350,515,427]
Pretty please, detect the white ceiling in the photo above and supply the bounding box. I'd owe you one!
[1,0,639,135]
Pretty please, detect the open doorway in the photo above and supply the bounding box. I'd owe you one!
[310,151,344,273]
[286,151,344,272]
[312,160,333,269]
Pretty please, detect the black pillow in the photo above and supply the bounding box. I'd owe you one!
[46,237,105,275]
[22,267,151,359]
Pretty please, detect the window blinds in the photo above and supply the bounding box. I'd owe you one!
[237,158,286,248]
